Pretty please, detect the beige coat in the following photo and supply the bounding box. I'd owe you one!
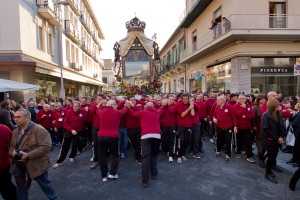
[9,122,52,178]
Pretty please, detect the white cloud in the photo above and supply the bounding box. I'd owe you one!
[90,0,185,59]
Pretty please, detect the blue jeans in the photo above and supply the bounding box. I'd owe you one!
[119,127,128,155]
[15,170,57,200]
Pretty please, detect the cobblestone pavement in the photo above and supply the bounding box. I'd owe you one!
[3,139,299,200]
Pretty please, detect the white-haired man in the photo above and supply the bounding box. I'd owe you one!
[129,101,166,188]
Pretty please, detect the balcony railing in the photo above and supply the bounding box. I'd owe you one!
[65,20,81,45]
[59,0,80,16]
[81,11,93,34]
[181,14,300,61]
[179,0,198,23]
[36,0,59,26]
[81,38,93,56]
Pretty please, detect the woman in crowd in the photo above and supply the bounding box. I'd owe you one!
[261,99,285,184]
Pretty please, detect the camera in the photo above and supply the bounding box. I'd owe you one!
[13,148,28,160]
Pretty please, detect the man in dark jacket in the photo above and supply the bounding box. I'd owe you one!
[289,103,300,191]
[0,100,15,130]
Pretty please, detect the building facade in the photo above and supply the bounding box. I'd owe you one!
[0,0,105,101]
[159,0,300,96]
[102,59,117,95]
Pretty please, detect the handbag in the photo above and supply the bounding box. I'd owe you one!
[286,125,295,146]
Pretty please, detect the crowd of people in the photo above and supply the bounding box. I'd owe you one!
[0,90,300,199]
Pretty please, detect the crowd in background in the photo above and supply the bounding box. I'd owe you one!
[1,90,300,199]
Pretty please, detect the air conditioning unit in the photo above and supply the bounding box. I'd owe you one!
[70,63,78,69]
[93,73,98,78]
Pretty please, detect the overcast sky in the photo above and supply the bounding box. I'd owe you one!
[90,0,185,59]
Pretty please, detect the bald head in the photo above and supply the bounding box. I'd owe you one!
[267,91,277,101]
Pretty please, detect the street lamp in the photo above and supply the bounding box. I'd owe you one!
[56,1,69,99]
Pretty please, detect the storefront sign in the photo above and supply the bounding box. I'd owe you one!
[252,67,293,74]
[294,64,300,75]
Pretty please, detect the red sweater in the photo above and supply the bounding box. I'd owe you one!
[130,107,164,136]
[194,101,206,119]
[260,102,290,119]
[36,109,54,129]
[209,102,218,120]
[90,103,105,128]
[97,107,128,138]
[117,101,127,128]
[0,124,12,172]
[213,104,237,129]
[53,108,66,129]
[160,104,176,127]
[176,100,193,128]
[64,109,87,132]
[205,98,216,117]
[233,103,255,129]
[125,104,142,129]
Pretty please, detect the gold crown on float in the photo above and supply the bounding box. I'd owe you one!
[126,17,146,32]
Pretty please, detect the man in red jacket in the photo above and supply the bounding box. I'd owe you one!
[0,124,17,200]
[36,104,55,150]
[160,95,177,162]
[89,94,106,169]
[213,96,238,161]
[204,92,217,143]
[129,101,166,188]
[175,94,195,164]
[125,95,143,164]
[233,94,255,163]
[53,102,66,145]
[52,101,87,168]
[97,100,128,182]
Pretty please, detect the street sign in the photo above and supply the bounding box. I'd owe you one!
[294,64,300,75]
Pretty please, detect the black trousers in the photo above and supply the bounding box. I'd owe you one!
[190,125,201,154]
[98,136,119,178]
[0,167,17,200]
[141,138,160,184]
[208,117,215,139]
[177,126,191,157]
[236,129,253,158]
[292,135,300,163]
[265,141,279,175]
[161,126,176,156]
[91,126,99,162]
[290,166,300,187]
[46,128,55,144]
[216,126,233,156]
[56,131,83,163]
[127,128,142,161]
[56,128,64,144]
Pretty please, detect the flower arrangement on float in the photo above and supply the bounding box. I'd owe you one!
[118,80,162,95]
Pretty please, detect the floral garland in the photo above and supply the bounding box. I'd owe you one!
[118,80,162,95]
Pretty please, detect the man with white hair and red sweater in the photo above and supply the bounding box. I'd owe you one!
[97,100,128,182]
[129,101,166,188]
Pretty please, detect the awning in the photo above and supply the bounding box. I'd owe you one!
[0,78,39,92]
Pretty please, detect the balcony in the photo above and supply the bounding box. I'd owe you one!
[36,0,59,26]
[81,12,92,35]
[179,0,212,27]
[81,38,93,56]
[181,14,300,63]
[58,0,80,16]
[65,20,81,45]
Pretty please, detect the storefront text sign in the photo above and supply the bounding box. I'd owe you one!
[252,67,293,75]
[294,64,300,76]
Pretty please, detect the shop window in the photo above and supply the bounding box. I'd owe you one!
[206,62,231,93]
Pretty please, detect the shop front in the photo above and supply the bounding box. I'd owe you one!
[206,62,231,93]
[251,57,300,96]
[34,74,58,100]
